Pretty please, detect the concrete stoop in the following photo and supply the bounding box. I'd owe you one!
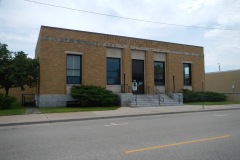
[129,94,183,107]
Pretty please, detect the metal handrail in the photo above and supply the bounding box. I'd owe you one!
[121,84,137,106]
[121,84,132,93]
[169,92,183,104]
[146,86,164,105]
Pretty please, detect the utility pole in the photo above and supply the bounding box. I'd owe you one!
[173,74,175,92]
[218,63,221,71]
[202,74,204,109]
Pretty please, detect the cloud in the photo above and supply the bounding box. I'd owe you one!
[204,29,240,69]
[179,0,217,13]
[0,31,38,56]
[202,0,240,72]
[0,0,240,72]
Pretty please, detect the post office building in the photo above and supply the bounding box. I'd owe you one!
[35,26,204,107]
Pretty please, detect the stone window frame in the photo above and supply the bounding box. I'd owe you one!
[183,62,192,86]
[154,61,165,86]
[65,51,83,85]
[106,57,121,85]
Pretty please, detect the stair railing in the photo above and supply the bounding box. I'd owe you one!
[121,84,131,93]
[168,92,183,104]
[121,84,137,106]
[146,86,164,105]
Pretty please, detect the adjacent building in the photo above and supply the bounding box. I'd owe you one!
[205,69,240,101]
[34,26,204,107]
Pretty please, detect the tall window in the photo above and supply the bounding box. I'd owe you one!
[183,63,191,86]
[67,54,81,84]
[154,61,165,85]
[107,58,120,85]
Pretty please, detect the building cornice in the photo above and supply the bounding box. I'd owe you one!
[41,36,203,57]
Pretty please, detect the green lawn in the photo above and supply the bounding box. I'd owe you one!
[185,101,240,105]
[2,100,239,116]
[39,106,120,113]
[0,103,25,116]
[0,105,120,116]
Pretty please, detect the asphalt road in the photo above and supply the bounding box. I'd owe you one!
[0,109,240,160]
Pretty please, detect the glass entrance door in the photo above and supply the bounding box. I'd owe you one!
[132,60,144,94]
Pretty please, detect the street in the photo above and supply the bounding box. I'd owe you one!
[0,109,240,160]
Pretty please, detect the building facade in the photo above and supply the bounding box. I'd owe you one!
[205,70,240,101]
[35,26,204,107]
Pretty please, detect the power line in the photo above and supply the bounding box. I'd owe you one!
[24,0,240,31]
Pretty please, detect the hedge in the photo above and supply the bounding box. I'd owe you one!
[0,94,17,109]
[70,85,119,107]
[182,89,226,103]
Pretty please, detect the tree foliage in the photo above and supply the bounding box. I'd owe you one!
[0,43,39,95]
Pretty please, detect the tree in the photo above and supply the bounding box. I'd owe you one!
[0,43,39,95]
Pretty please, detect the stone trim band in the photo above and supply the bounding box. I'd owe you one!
[41,36,203,57]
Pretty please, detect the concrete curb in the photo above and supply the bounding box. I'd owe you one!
[1,107,240,127]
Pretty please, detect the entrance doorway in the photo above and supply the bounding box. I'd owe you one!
[132,59,144,94]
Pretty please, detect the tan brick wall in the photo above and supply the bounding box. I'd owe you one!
[36,26,204,95]
[224,93,240,101]
[0,86,36,102]
[205,70,240,93]
[39,26,203,54]
[166,53,204,92]
[122,48,132,92]
[83,46,106,87]
[39,41,106,94]
[192,55,205,92]
[145,51,154,90]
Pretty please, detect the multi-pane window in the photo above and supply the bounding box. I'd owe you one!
[154,61,165,85]
[107,58,120,85]
[183,63,191,86]
[67,54,81,84]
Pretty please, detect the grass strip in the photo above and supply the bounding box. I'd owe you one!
[0,103,25,116]
[185,101,240,105]
[39,106,120,113]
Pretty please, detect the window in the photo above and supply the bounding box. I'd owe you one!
[67,54,81,84]
[107,58,120,85]
[154,61,165,85]
[183,63,191,86]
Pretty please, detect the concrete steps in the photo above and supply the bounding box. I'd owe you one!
[129,94,183,107]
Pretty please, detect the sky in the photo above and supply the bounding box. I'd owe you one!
[0,0,240,73]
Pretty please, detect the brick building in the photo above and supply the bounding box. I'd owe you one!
[34,26,204,107]
[205,70,240,101]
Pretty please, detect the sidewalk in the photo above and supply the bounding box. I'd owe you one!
[1,104,240,127]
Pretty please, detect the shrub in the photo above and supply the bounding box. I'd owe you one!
[182,89,226,103]
[70,85,119,107]
[204,91,226,102]
[0,94,17,109]
[182,89,199,102]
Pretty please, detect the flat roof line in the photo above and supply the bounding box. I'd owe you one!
[40,25,203,48]
[206,69,240,74]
